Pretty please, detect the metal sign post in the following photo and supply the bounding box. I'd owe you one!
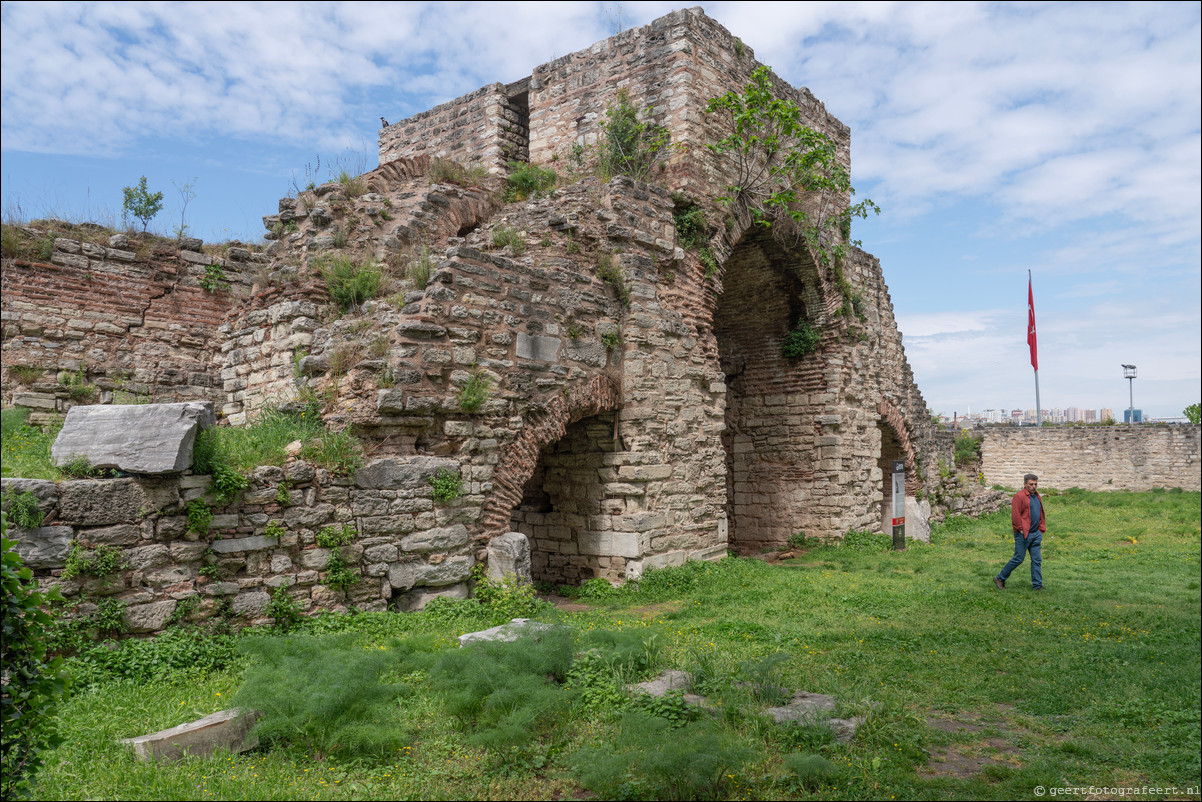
[891,459,906,550]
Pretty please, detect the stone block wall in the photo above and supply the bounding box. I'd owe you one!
[980,426,1201,491]
[2,454,486,633]
[378,8,849,205]
[2,228,256,416]
[378,83,528,174]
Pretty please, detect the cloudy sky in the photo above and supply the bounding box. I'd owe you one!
[2,1,1199,418]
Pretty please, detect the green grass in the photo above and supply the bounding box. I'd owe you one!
[27,490,1201,800]
[2,406,63,479]
[193,406,362,477]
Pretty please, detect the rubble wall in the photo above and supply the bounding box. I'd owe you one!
[2,455,485,633]
[981,426,1201,492]
[1,230,256,416]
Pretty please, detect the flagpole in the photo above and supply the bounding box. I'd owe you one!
[1029,270,1041,426]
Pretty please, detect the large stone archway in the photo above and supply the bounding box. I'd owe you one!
[711,226,839,551]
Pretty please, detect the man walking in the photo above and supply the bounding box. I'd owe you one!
[994,473,1045,590]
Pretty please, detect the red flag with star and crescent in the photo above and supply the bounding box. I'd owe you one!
[1027,276,1038,371]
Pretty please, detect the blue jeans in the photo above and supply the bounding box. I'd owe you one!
[998,530,1042,588]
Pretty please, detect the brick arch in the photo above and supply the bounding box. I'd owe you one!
[479,373,622,538]
[877,399,920,495]
[709,207,847,327]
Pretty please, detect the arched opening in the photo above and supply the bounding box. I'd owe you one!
[713,227,828,551]
[877,420,906,535]
[510,411,628,584]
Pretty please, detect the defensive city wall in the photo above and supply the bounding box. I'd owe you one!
[4,8,1004,632]
[980,426,1201,492]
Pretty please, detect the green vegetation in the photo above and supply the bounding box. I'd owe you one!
[266,586,302,631]
[504,161,558,201]
[335,170,366,199]
[596,253,631,306]
[428,467,464,503]
[59,366,96,403]
[6,364,42,385]
[456,367,493,413]
[121,176,164,232]
[185,499,212,534]
[405,242,434,290]
[198,263,230,293]
[192,405,363,478]
[1,511,68,799]
[323,554,360,592]
[490,224,526,254]
[598,89,673,182]
[318,256,381,310]
[426,157,489,188]
[706,66,879,267]
[1185,403,1201,424]
[781,320,821,359]
[954,431,983,466]
[18,490,1202,800]
[600,329,621,350]
[5,492,44,530]
[58,543,127,582]
[673,203,709,250]
[315,524,356,549]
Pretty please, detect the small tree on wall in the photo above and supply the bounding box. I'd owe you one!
[706,66,879,266]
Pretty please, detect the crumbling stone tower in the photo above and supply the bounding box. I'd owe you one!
[355,7,936,581]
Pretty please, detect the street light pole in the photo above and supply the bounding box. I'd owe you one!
[1122,364,1137,424]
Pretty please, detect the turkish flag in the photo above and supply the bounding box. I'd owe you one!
[1027,276,1038,371]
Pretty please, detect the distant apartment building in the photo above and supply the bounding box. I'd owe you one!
[1085,409,1097,423]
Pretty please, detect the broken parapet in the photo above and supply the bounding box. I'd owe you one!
[121,708,260,762]
[50,401,215,474]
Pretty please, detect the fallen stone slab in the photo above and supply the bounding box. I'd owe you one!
[457,617,560,646]
[51,402,215,474]
[626,669,710,708]
[767,691,866,743]
[121,708,260,762]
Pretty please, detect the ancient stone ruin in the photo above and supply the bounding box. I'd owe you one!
[2,8,993,631]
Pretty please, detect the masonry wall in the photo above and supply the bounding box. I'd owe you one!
[378,83,527,174]
[3,454,485,633]
[2,228,256,418]
[378,8,850,205]
[527,7,849,202]
[980,426,1201,491]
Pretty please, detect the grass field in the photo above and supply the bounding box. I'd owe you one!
[27,489,1202,800]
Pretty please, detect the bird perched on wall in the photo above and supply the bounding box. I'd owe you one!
[380,116,389,128]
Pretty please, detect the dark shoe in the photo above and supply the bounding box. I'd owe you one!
[1033,586,1043,591]
[993,577,1005,590]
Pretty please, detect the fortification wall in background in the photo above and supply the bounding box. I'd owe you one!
[980,426,1201,492]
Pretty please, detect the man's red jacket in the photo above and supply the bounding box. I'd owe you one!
[1011,489,1046,538]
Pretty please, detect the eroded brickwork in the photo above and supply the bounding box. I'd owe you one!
[2,229,255,417]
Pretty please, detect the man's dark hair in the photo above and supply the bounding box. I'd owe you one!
[1024,473,1038,483]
